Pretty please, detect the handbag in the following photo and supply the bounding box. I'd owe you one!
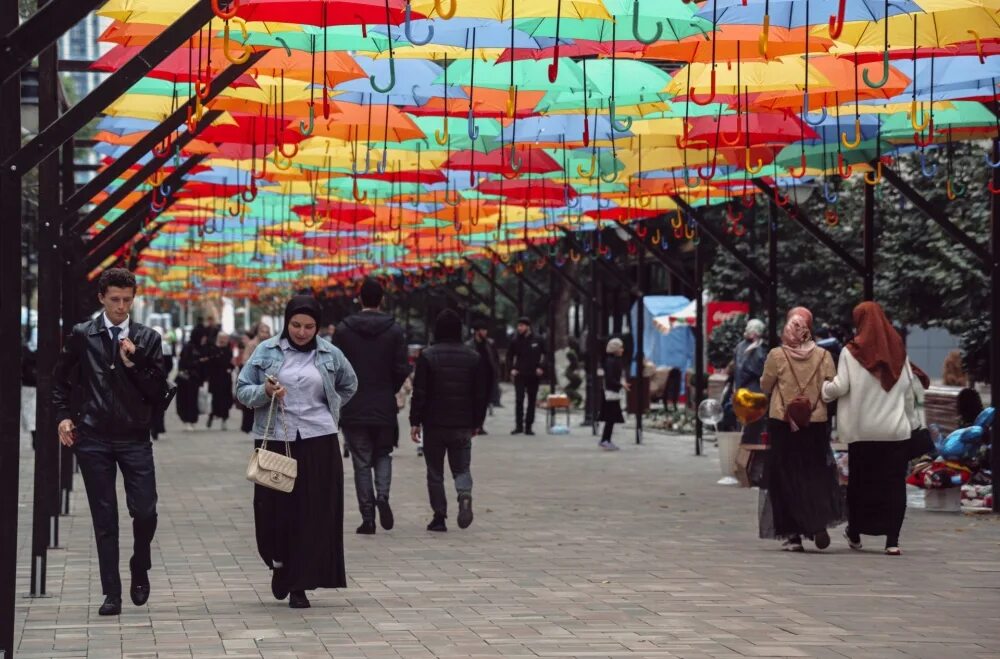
[902,364,935,460]
[246,392,297,493]
[777,348,824,431]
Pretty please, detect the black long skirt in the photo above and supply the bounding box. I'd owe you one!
[175,377,200,423]
[253,433,347,591]
[598,400,624,424]
[847,440,908,539]
[760,419,845,539]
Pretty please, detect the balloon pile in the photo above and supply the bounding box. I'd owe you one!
[907,407,994,509]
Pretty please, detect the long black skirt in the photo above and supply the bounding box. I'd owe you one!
[847,440,908,539]
[253,433,346,591]
[760,419,844,539]
[175,377,200,423]
[598,400,624,424]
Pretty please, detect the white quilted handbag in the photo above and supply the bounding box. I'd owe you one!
[246,392,297,493]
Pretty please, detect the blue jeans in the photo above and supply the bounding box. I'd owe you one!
[342,425,394,523]
[422,427,473,518]
[74,430,158,596]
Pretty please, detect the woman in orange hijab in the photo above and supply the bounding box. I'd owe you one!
[822,302,925,556]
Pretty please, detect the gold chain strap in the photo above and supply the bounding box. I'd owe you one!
[261,389,291,457]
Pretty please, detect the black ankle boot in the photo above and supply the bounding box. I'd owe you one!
[289,590,310,609]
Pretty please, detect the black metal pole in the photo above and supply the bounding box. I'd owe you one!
[490,259,497,327]
[59,139,76,516]
[992,138,1000,513]
[767,200,779,348]
[31,9,61,601]
[694,239,704,457]
[590,266,600,435]
[635,249,645,445]
[0,0,106,83]
[547,268,556,429]
[0,0,23,652]
[517,276,524,317]
[864,179,875,300]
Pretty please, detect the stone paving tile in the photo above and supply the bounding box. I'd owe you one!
[14,385,1000,658]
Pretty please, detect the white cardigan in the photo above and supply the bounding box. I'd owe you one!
[822,349,924,444]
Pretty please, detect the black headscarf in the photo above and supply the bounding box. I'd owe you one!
[281,295,321,352]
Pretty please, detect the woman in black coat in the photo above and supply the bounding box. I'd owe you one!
[176,328,208,430]
[206,332,235,429]
[598,338,629,451]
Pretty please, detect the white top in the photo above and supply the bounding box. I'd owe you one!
[102,313,130,340]
[821,349,924,443]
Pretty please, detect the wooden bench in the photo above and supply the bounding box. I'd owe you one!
[924,386,962,435]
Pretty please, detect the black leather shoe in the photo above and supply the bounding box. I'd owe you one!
[376,499,394,530]
[99,595,122,616]
[525,428,535,436]
[356,520,376,535]
[288,590,310,609]
[129,559,150,606]
[426,515,447,532]
[457,494,473,529]
[510,427,523,435]
[271,568,289,601]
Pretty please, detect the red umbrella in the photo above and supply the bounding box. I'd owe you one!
[477,179,573,207]
[443,146,562,176]
[291,200,376,225]
[235,0,419,27]
[685,112,817,148]
[92,46,260,87]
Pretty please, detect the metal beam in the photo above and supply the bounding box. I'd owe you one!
[767,200,779,348]
[671,195,769,291]
[0,0,21,650]
[5,0,217,176]
[81,155,205,271]
[487,253,546,298]
[614,221,694,290]
[69,110,223,235]
[863,176,875,300]
[525,242,591,298]
[991,138,1000,513]
[0,0,106,83]
[557,228,642,296]
[881,165,991,269]
[463,257,522,308]
[126,222,167,271]
[752,178,865,275]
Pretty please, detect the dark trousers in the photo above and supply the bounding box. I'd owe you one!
[341,425,395,523]
[514,376,539,430]
[241,406,254,433]
[74,431,158,597]
[601,421,615,442]
[422,427,473,518]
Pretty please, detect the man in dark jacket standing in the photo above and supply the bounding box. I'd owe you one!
[334,279,410,535]
[53,268,167,617]
[505,317,546,435]
[466,319,500,434]
[410,310,491,532]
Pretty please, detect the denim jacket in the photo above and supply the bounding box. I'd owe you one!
[236,336,358,438]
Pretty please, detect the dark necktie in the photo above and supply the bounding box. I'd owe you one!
[109,326,122,368]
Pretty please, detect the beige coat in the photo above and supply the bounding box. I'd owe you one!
[760,347,836,423]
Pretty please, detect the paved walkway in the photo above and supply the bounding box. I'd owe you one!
[13,389,1000,658]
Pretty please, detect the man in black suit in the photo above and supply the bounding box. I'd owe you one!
[53,268,167,616]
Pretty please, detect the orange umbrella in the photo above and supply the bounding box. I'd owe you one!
[635,25,833,63]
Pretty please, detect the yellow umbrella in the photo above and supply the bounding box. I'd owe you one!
[409,0,612,21]
[668,60,835,98]
[826,7,1000,53]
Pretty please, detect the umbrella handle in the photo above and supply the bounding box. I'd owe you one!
[370,57,397,93]
[599,167,618,184]
[223,18,251,65]
[913,118,935,147]
[509,147,523,173]
[434,0,457,20]
[841,118,862,149]
[745,148,764,175]
[689,69,716,106]
[773,184,790,207]
[919,151,938,178]
[726,205,742,222]
[720,116,743,146]
[909,99,929,131]
[968,30,985,64]
[275,36,292,56]
[609,99,632,132]
[353,149,372,175]
[824,209,839,226]
[564,186,580,208]
[637,192,651,208]
[864,161,883,186]
[153,135,173,158]
[576,154,596,179]
[195,78,212,101]
[632,0,662,46]
[823,179,839,204]
[548,47,560,83]
[837,152,853,178]
[862,51,890,89]
[597,196,612,209]
[435,115,449,145]
[242,182,258,202]
[828,0,846,39]
[988,180,1000,195]
[788,153,807,179]
[758,14,769,57]
[405,1,435,46]
[698,158,717,182]
[985,151,1000,169]
[299,104,315,136]
[278,141,299,159]
[682,167,700,188]
[212,0,238,20]
[467,106,479,139]
[228,199,243,217]
[302,203,320,229]
[376,149,389,174]
[353,178,369,202]
[273,151,293,171]
[801,93,828,127]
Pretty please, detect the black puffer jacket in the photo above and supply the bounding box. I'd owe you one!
[409,342,491,429]
[52,318,167,440]
[505,331,547,379]
[334,311,409,426]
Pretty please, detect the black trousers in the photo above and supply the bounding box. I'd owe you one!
[422,427,473,518]
[341,425,395,523]
[513,375,539,430]
[74,430,158,597]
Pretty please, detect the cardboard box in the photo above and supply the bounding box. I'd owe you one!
[736,444,769,488]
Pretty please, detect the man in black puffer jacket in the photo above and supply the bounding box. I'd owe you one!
[334,279,410,535]
[410,310,491,532]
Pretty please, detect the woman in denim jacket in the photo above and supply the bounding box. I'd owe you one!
[237,296,358,609]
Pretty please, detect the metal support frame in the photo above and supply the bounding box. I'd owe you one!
[671,195,769,292]
[525,242,590,298]
[767,201,780,348]
[752,179,865,275]
[482,251,545,298]
[694,241,705,456]
[588,264,598,434]
[124,222,168,271]
[71,110,223,235]
[0,0,22,651]
[31,10,61,598]
[557,228,642,296]
[615,221,694,290]
[5,0,218,177]
[547,268,557,398]
[991,139,1000,513]
[81,155,206,272]
[464,258,521,309]
[635,248,645,445]
[863,177,876,300]
[0,0,106,83]
[881,165,991,270]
